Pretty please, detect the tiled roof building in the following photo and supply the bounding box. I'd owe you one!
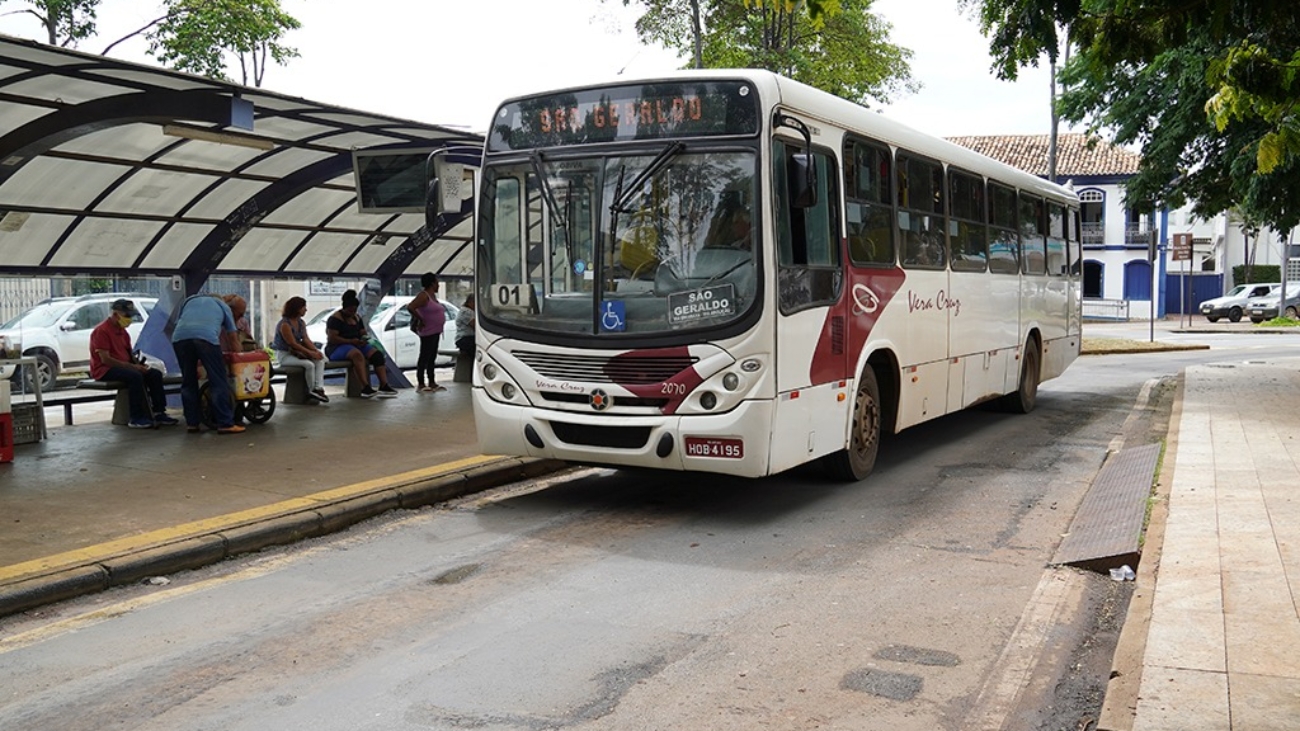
[946,133,1141,178]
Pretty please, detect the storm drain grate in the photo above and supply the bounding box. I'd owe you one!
[1053,443,1160,573]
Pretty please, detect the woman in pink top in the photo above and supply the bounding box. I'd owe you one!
[407,272,447,392]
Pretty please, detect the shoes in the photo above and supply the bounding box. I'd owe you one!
[217,424,246,435]
[419,386,434,393]
[309,389,330,403]
[360,386,378,399]
[128,419,155,429]
[154,413,179,426]
[187,426,201,434]
[429,384,447,392]
[377,385,398,398]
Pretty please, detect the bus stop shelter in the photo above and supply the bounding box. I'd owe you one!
[0,34,481,297]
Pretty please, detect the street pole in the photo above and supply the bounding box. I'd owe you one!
[1149,229,1157,342]
[1281,231,1292,319]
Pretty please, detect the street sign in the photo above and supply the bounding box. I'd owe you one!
[1172,232,1192,261]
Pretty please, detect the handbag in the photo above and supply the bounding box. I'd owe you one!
[408,313,423,333]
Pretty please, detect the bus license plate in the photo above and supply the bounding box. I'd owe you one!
[684,437,744,459]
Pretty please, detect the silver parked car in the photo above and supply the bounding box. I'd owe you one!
[1246,286,1300,323]
[1200,283,1280,322]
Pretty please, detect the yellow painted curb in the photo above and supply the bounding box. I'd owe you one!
[0,454,504,585]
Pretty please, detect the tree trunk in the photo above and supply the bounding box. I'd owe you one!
[691,0,702,69]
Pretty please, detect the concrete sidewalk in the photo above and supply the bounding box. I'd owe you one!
[1103,359,1300,731]
[0,376,563,616]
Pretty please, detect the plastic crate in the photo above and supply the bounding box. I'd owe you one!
[12,402,40,444]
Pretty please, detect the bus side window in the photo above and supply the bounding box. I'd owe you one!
[1067,206,1082,276]
[1047,202,1067,275]
[844,137,894,266]
[897,152,946,270]
[1020,193,1047,275]
[988,181,1019,274]
[948,169,987,272]
[774,139,841,314]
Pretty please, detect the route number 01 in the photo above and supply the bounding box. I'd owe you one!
[492,283,531,312]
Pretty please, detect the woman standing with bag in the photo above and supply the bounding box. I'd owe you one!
[273,296,329,403]
[407,272,447,392]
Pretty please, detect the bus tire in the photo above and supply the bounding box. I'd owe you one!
[1001,341,1040,414]
[823,367,881,482]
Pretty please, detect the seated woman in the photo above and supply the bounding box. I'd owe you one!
[325,290,395,399]
[454,294,476,357]
[272,296,328,403]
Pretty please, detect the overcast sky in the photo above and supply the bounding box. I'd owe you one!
[0,0,1065,138]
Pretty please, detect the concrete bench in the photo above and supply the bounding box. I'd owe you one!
[452,351,472,383]
[274,360,353,404]
[77,375,184,426]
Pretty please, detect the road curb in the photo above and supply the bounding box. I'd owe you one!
[1095,375,1182,730]
[0,456,568,618]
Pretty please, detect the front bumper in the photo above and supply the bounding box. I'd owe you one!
[473,390,776,478]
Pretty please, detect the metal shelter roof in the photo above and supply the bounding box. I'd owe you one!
[0,35,481,291]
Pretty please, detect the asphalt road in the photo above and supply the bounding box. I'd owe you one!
[1,329,1297,731]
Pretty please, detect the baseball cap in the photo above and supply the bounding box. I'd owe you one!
[110,298,139,317]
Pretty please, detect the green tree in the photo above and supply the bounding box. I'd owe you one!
[142,0,301,86]
[971,0,1300,233]
[1205,43,1300,176]
[2,0,300,87]
[2,0,98,46]
[617,0,916,106]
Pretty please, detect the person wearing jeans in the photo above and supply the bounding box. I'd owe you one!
[172,294,245,434]
[89,298,179,429]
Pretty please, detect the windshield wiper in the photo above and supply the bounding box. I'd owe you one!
[609,142,685,214]
[605,143,684,290]
[530,150,575,271]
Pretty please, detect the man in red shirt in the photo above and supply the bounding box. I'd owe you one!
[90,299,179,429]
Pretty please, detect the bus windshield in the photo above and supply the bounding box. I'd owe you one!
[478,147,759,338]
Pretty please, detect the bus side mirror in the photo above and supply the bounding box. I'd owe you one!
[788,152,818,209]
[425,177,442,231]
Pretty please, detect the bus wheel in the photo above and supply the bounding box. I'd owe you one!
[823,368,881,482]
[1002,342,1040,414]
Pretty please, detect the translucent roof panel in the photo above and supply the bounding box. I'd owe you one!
[98,169,221,218]
[141,223,219,269]
[0,35,482,286]
[47,218,169,268]
[220,227,314,272]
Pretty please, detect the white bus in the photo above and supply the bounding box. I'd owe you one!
[454,70,1081,480]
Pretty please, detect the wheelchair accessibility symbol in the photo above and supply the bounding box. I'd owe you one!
[601,300,626,332]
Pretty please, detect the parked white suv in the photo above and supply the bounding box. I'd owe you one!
[0,293,156,392]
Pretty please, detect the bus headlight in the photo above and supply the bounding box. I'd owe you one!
[699,391,717,410]
[722,372,740,391]
[502,383,516,400]
[483,362,498,380]
[740,358,762,373]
